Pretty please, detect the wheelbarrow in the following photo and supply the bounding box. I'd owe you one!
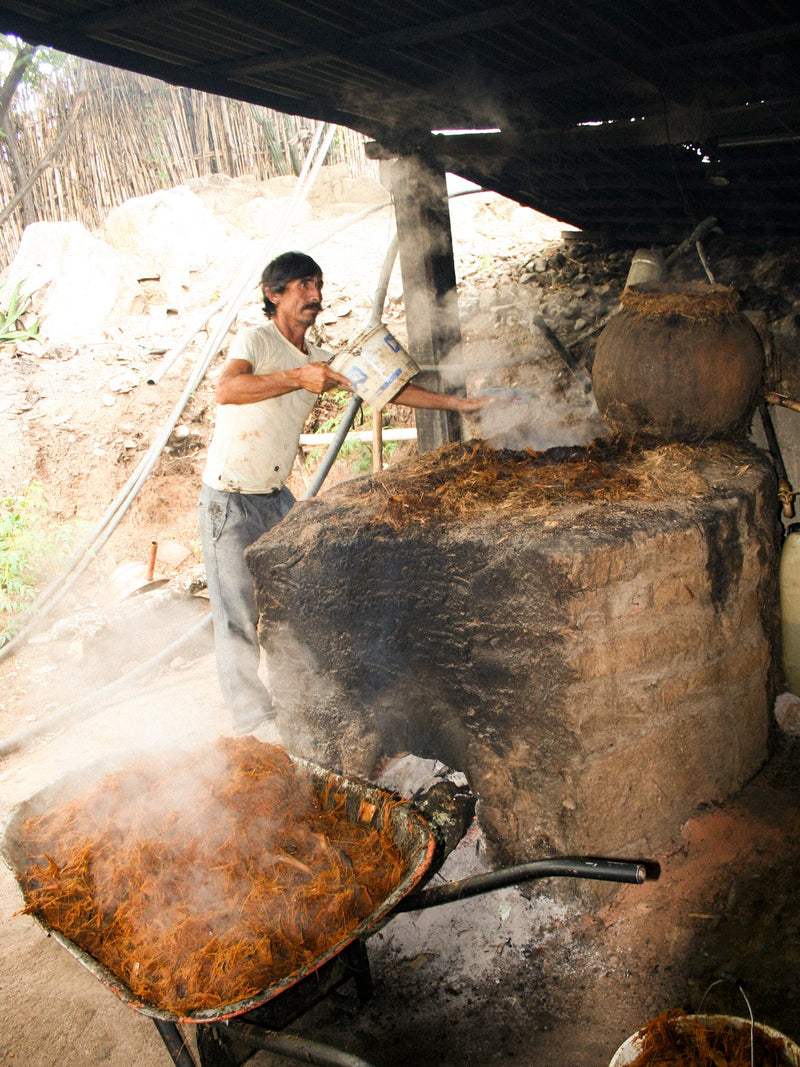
[1,754,651,1067]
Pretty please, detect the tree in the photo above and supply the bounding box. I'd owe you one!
[0,37,82,230]
[0,38,37,226]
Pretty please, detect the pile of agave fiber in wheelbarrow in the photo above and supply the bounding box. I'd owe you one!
[14,738,407,1014]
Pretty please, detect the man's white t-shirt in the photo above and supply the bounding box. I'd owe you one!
[202,321,328,494]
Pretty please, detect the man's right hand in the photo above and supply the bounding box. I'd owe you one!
[295,361,353,395]
[215,358,353,405]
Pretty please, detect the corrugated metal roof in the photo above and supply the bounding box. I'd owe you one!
[2,0,799,242]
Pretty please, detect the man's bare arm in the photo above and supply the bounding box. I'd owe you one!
[391,381,490,413]
[215,359,352,405]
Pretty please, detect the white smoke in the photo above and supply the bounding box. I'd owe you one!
[443,315,605,451]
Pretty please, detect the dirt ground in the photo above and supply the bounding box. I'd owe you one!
[2,187,800,1066]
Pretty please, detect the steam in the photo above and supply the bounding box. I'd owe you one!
[438,309,605,451]
[473,360,605,452]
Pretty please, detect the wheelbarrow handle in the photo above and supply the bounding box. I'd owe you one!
[395,856,648,912]
[153,1018,380,1067]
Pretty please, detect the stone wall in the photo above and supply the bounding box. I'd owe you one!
[247,440,781,869]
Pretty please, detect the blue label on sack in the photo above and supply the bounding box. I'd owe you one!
[348,366,369,389]
[380,368,403,389]
[383,334,402,352]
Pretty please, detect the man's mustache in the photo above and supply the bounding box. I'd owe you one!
[303,302,322,313]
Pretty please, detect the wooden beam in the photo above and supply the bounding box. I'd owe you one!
[389,154,463,452]
[73,0,197,35]
[215,2,534,79]
[424,103,717,162]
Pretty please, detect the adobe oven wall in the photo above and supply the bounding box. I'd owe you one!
[247,440,780,869]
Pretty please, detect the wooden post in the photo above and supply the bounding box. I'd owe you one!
[389,154,463,452]
[372,409,383,472]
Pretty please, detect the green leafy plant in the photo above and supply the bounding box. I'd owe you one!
[0,282,40,345]
[305,413,372,470]
[0,482,70,646]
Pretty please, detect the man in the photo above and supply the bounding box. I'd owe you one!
[199,250,487,738]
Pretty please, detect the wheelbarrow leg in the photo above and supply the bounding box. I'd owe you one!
[153,1019,198,1067]
[153,941,375,1067]
[195,1023,249,1067]
[350,939,372,1004]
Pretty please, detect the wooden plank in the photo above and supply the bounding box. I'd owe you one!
[389,153,463,452]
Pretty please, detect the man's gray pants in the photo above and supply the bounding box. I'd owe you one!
[198,483,295,735]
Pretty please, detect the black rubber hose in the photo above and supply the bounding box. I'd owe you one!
[395,856,647,912]
[224,1019,378,1067]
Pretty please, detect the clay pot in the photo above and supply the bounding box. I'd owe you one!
[592,282,764,442]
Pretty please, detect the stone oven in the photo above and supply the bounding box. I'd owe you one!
[247,436,781,871]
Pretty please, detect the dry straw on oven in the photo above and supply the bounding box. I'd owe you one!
[371,438,714,531]
[621,282,744,323]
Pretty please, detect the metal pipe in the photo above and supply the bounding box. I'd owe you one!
[301,394,363,500]
[368,233,398,328]
[372,410,383,473]
[366,234,400,472]
[301,232,400,500]
[224,1019,378,1067]
[395,857,648,912]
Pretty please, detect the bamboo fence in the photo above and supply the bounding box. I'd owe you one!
[0,57,378,271]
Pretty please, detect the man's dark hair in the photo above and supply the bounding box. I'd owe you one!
[261,251,322,318]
